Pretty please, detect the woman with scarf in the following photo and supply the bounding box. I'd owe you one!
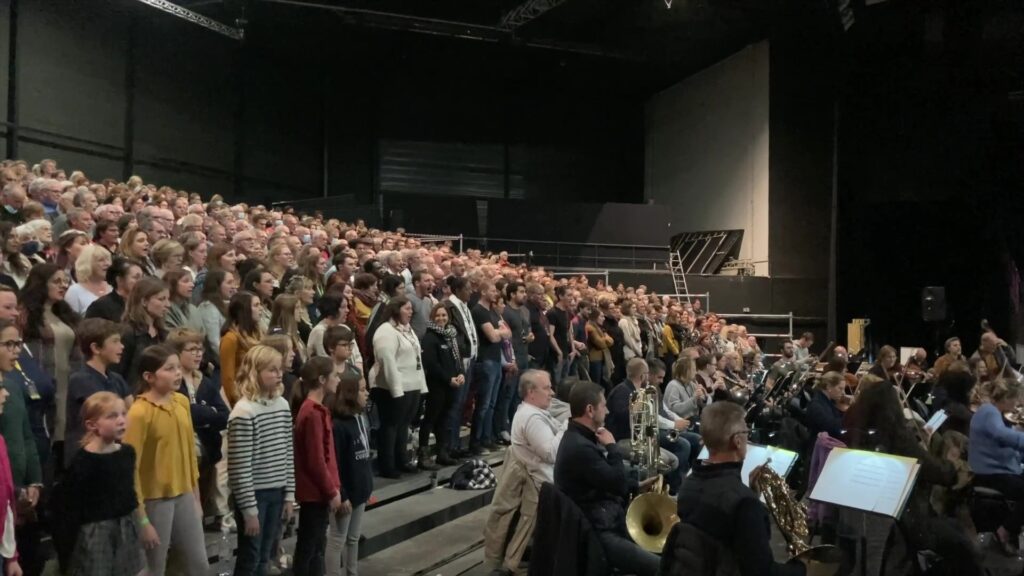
[349,272,379,359]
[419,302,464,469]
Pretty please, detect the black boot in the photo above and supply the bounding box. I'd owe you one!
[417,448,440,471]
[436,449,458,466]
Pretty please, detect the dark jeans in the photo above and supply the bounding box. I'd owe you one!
[293,502,329,576]
[659,430,690,494]
[234,488,285,576]
[470,359,502,446]
[974,473,1024,533]
[420,379,456,452]
[372,389,421,475]
[446,359,474,452]
[597,531,659,576]
[492,368,519,439]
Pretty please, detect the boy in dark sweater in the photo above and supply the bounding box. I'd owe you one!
[64,318,131,464]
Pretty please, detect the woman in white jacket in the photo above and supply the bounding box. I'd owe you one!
[618,300,643,361]
[370,296,428,478]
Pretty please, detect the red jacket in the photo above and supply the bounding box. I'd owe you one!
[294,399,341,503]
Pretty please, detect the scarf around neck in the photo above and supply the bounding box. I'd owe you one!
[427,321,461,366]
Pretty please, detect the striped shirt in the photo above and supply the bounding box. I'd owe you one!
[227,396,295,516]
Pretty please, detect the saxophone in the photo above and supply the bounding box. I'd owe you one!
[752,465,841,576]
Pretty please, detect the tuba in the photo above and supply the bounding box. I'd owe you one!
[752,465,841,576]
[629,384,671,479]
[625,384,679,553]
[626,475,679,553]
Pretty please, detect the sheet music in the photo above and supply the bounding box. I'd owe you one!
[696,443,799,487]
[924,409,948,433]
[809,448,921,517]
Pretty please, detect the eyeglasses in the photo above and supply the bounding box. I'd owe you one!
[183,346,204,354]
[730,428,751,439]
[0,340,23,351]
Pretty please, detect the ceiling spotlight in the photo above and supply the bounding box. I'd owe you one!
[665,0,673,7]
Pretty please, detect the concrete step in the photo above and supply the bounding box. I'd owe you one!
[359,506,491,576]
[361,450,505,559]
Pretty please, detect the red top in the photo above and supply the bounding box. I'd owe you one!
[0,436,16,561]
[294,399,341,503]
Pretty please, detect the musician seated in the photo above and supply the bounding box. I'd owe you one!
[969,378,1024,553]
[605,358,691,493]
[792,331,815,365]
[554,381,660,576]
[668,402,805,576]
[932,337,965,378]
[804,371,846,439]
[484,370,565,574]
[824,354,858,393]
[971,331,1018,382]
[868,344,898,383]
[766,341,799,389]
[694,354,729,402]
[930,367,974,436]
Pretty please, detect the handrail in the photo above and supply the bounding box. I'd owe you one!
[715,312,794,343]
[461,235,668,250]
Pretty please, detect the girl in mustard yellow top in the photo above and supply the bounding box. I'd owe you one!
[123,345,209,576]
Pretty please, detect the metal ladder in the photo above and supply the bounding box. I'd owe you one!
[668,251,690,300]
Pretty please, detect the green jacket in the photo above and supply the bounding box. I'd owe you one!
[0,372,42,486]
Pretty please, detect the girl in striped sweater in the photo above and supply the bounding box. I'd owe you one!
[227,345,295,576]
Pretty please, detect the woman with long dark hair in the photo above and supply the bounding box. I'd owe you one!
[20,263,80,452]
[196,270,237,366]
[85,256,143,322]
[163,268,199,331]
[114,276,170,390]
[368,296,426,478]
[0,220,33,288]
[844,383,979,574]
[242,268,275,332]
[220,290,265,407]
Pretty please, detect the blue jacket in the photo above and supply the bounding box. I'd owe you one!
[969,402,1024,476]
[177,373,229,465]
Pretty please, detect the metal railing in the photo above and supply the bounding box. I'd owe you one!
[662,292,711,312]
[551,269,610,286]
[405,233,464,252]
[715,312,795,342]
[460,236,668,270]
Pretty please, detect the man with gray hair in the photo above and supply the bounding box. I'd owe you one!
[484,369,565,574]
[0,183,27,224]
[27,178,62,219]
[663,402,803,576]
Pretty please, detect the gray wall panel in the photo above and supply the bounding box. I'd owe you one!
[133,15,235,174]
[18,0,127,147]
[17,142,121,182]
[0,0,9,115]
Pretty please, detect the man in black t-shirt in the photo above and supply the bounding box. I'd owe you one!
[469,281,511,454]
[546,286,575,385]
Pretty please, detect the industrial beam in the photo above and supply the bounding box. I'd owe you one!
[499,0,569,31]
[131,0,244,39]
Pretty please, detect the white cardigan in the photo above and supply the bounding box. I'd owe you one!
[370,321,428,398]
[619,316,643,360]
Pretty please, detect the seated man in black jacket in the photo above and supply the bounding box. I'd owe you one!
[554,381,660,576]
[671,401,805,576]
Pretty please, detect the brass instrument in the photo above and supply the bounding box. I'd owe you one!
[1005,404,1024,426]
[752,465,841,576]
[626,475,679,553]
[629,384,671,479]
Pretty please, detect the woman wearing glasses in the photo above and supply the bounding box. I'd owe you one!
[19,264,80,458]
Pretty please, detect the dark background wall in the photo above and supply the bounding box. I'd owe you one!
[834,0,1024,356]
[0,0,644,206]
